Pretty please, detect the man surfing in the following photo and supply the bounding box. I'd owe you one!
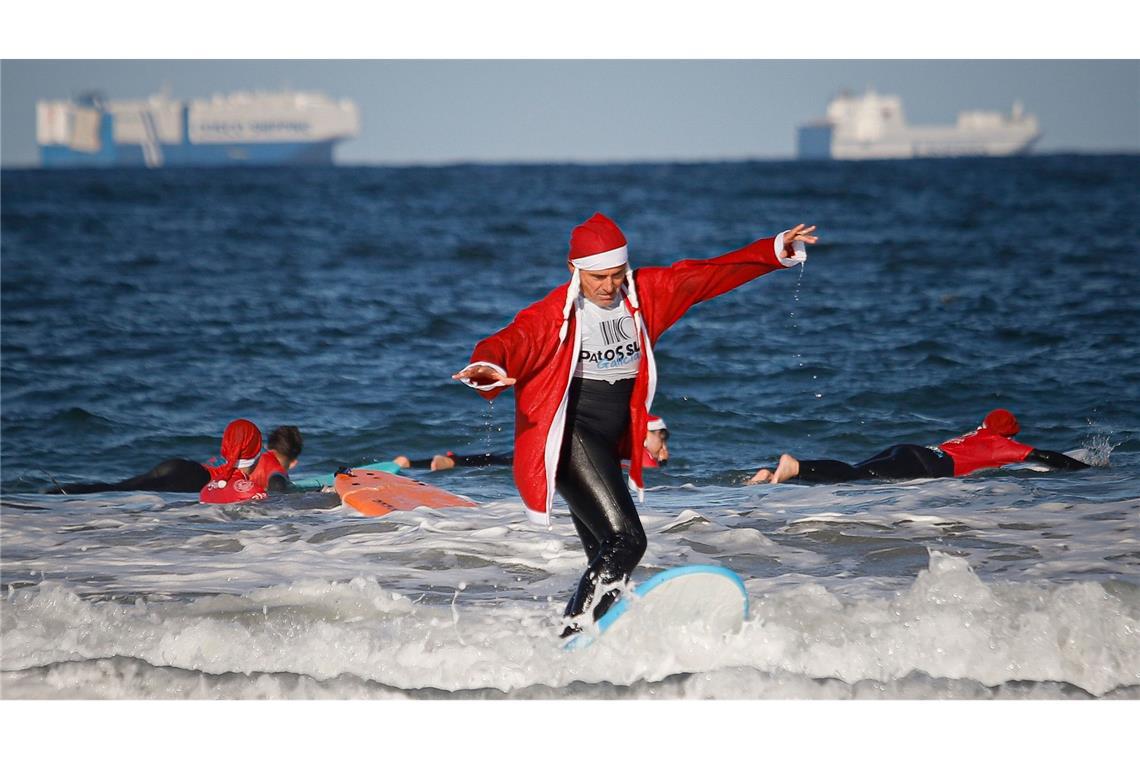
[453,212,817,635]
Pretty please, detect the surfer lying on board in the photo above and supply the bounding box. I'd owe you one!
[453,212,816,636]
[249,426,304,493]
[748,409,1090,485]
[46,420,303,503]
[394,414,671,472]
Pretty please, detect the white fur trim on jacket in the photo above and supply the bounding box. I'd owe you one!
[558,268,581,343]
[623,268,656,504]
[543,302,584,525]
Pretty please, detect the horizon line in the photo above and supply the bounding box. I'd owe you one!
[4,147,1139,171]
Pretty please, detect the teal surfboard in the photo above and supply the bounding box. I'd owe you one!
[291,460,401,490]
[563,564,749,651]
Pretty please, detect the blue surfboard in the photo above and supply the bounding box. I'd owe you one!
[291,460,401,490]
[563,564,749,651]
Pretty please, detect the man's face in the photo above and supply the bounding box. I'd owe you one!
[644,429,669,465]
[570,263,626,307]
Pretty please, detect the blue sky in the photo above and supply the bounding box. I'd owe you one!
[5,60,1136,167]
[2,3,1137,167]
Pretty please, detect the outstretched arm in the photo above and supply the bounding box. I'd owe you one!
[637,224,819,336]
[392,452,514,471]
[1025,449,1090,471]
[452,302,555,398]
[444,452,515,468]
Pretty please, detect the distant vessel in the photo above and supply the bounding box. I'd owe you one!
[36,89,360,168]
[797,90,1041,160]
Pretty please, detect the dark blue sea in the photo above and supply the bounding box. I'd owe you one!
[2,156,1138,699]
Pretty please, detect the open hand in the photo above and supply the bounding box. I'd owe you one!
[452,365,516,386]
[784,224,818,255]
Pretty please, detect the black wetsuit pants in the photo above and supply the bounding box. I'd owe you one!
[795,444,954,483]
[48,458,210,494]
[555,378,646,622]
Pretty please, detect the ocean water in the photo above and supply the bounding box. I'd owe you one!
[1,156,1138,700]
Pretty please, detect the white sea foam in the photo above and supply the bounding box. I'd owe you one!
[2,467,1137,699]
[2,552,1137,699]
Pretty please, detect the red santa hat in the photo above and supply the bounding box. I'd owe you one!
[982,409,1020,437]
[215,418,263,481]
[559,212,642,343]
[568,213,629,270]
[640,415,669,469]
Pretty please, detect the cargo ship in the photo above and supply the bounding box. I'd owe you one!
[797,90,1041,160]
[36,89,360,168]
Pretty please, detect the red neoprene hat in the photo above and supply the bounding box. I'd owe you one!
[983,409,1020,437]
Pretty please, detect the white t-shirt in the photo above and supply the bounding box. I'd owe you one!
[574,295,641,382]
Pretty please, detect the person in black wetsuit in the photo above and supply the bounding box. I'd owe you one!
[394,414,671,472]
[46,419,299,495]
[393,451,516,471]
[249,425,304,493]
[47,457,213,495]
[748,409,1089,485]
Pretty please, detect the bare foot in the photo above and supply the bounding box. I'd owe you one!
[748,468,774,484]
[392,456,411,469]
[430,455,456,471]
[770,454,800,484]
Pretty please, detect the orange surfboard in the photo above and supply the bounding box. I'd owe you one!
[334,469,476,517]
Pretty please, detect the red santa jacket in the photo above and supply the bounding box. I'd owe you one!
[937,427,1035,477]
[199,475,267,504]
[464,233,800,524]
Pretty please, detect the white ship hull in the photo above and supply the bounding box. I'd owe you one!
[37,90,360,168]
